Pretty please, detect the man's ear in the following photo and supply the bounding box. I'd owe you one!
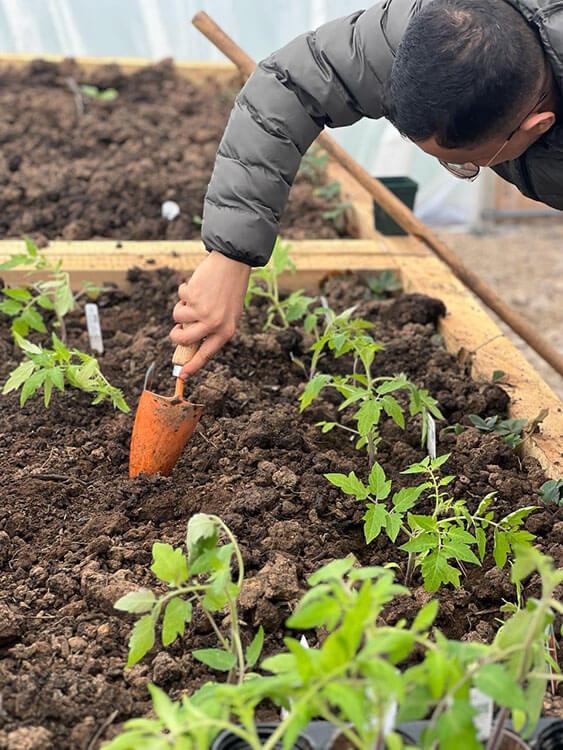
[522,110,556,136]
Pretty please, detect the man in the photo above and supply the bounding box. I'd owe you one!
[171,0,561,375]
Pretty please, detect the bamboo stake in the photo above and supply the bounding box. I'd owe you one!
[192,10,563,379]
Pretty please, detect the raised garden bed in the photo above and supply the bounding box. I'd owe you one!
[0,55,561,750]
[0,257,561,748]
[0,56,358,243]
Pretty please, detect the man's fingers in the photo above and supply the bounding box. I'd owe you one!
[179,334,224,377]
[169,322,209,346]
[177,281,190,301]
[173,300,199,325]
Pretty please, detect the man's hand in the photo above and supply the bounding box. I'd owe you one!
[170,251,251,377]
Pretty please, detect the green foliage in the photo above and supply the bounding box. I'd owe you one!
[0,239,125,411]
[2,333,129,411]
[469,414,527,449]
[298,144,328,185]
[299,306,443,462]
[313,180,341,201]
[326,455,537,592]
[245,238,314,330]
[105,547,562,750]
[539,479,563,506]
[80,84,119,100]
[321,201,352,232]
[367,270,403,299]
[114,514,262,682]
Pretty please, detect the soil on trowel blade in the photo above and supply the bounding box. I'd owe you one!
[0,269,560,748]
[0,58,352,243]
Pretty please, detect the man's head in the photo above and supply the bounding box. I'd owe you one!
[386,0,557,173]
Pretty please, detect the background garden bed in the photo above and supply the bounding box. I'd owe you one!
[0,57,355,242]
[0,267,561,749]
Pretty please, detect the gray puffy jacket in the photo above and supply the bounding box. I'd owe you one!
[202,0,563,267]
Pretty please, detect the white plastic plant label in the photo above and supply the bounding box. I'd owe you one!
[426,413,437,459]
[470,688,494,741]
[85,303,104,354]
[161,200,180,221]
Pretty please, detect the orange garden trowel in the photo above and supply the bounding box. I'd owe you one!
[129,344,204,477]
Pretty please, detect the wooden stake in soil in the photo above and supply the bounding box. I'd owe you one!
[192,10,563,380]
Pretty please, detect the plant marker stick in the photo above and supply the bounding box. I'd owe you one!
[426,414,437,459]
[85,303,104,354]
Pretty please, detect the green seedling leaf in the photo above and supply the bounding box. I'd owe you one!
[493,530,510,569]
[147,684,182,732]
[421,550,461,592]
[20,368,48,406]
[114,589,156,614]
[325,471,368,500]
[21,307,46,333]
[300,373,331,410]
[474,663,527,711]
[192,648,236,672]
[539,479,563,506]
[411,599,439,633]
[3,360,35,394]
[151,543,188,586]
[308,556,355,585]
[127,615,155,667]
[356,398,381,437]
[363,503,388,544]
[162,598,193,647]
[0,299,23,316]
[381,395,405,428]
[246,626,264,667]
[186,513,218,561]
[368,463,392,499]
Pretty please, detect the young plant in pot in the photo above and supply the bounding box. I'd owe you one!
[106,523,561,750]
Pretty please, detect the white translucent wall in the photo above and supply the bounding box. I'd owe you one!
[0,0,484,226]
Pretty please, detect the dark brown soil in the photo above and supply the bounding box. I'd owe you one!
[0,58,351,243]
[0,269,561,749]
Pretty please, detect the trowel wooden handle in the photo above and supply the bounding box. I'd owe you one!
[172,343,198,367]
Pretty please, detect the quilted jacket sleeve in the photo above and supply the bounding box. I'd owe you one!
[201,5,389,267]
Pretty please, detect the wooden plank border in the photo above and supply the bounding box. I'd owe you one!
[0,238,560,478]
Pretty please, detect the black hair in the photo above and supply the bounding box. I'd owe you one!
[386,0,546,147]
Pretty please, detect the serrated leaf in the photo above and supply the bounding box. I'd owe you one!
[381,395,405,428]
[325,471,368,500]
[115,589,156,614]
[493,530,510,569]
[147,684,181,731]
[162,598,193,646]
[392,485,427,513]
[126,614,155,667]
[368,463,391,499]
[356,398,381,438]
[385,511,403,543]
[14,334,42,354]
[3,360,35,394]
[0,299,23,315]
[363,503,388,544]
[21,307,46,333]
[421,550,461,592]
[20,368,48,405]
[308,557,354,585]
[475,527,487,561]
[192,648,236,671]
[151,543,188,585]
[246,626,264,667]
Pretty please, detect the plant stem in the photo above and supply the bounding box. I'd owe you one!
[405,552,416,585]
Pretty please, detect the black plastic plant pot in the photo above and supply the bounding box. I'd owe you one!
[373,176,418,236]
[533,719,563,749]
[211,724,313,750]
[327,728,417,750]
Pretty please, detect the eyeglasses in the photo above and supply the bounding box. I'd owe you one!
[439,90,549,181]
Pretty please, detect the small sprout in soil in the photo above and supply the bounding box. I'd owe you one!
[300,311,443,463]
[321,200,353,232]
[313,180,341,201]
[106,545,562,750]
[469,414,527,448]
[3,333,129,412]
[245,238,314,330]
[1,239,126,411]
[367,270,403,299]
[80,84,119,101]
[115,514,262,683]
[325,454,537,592]
[298,144,328,185]
[539,479,563,506]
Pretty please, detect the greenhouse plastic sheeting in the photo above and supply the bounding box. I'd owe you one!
[0,0,485,226]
